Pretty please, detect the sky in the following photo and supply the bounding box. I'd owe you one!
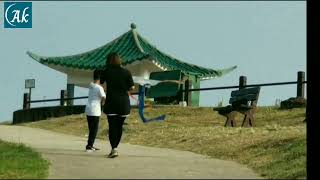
[0,1,306,122]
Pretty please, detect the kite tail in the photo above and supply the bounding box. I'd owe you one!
[138,85,166,123]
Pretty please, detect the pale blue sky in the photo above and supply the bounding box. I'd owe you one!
[0,1,306,122]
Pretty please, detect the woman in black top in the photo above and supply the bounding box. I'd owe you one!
[101,52,135,158]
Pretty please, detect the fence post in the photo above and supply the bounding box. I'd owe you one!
[23,93,30,109]
[185,79,192,106]
[297,71,305,98]
[67,84,75,106]
[60,90,67,106]
[239,76,247,89]
[181,82,185,102]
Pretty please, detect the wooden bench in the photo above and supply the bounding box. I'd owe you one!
[213,87,261,127]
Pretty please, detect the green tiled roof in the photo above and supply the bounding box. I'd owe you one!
[27,23,237,79]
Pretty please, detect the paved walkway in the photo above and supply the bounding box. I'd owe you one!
[0,125,261,179]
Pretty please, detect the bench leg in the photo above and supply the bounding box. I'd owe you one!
[225,111,237,127]
[241,110,255,127]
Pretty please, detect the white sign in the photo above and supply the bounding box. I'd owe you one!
[25,79,35,88]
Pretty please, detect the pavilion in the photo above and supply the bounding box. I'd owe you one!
[27,23,237,106]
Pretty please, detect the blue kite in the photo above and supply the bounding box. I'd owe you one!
[132,76,183,123]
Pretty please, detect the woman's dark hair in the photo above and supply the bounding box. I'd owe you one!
[93,70,101,80]
[106,52,122,65]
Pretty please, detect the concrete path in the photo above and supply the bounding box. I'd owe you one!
[0,125,261,179]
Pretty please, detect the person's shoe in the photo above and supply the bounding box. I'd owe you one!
[92,147,100,151]
[107,148,119,158]
[85,146,95,152]
[106,151,112,157]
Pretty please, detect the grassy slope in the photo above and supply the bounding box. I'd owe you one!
[0,140,49,179]
[22,106,306,179]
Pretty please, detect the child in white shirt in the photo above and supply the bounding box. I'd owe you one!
[84,71,106,152]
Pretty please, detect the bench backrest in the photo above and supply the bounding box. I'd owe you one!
[229,87,261,106]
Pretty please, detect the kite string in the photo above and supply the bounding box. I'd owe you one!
[128,91,152,108]
[128,92,139,106]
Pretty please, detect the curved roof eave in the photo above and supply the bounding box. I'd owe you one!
[26,23,238,79]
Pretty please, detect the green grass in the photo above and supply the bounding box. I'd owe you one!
[0,140,49,179]
[22,106,306,179]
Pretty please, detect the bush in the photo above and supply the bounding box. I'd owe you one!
[280,97,306,109]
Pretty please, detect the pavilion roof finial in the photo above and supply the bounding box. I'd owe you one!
[130,23,137,29]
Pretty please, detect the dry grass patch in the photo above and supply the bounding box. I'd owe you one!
[22,106,306,179]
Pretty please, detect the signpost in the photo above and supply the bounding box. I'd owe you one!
[25,79,35,103]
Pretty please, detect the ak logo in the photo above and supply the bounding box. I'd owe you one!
[4,2,32,28]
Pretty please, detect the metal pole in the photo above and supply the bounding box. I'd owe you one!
[23,93,30,109]
[29,88,31,103]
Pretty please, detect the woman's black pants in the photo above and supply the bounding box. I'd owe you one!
[107,115,126,149]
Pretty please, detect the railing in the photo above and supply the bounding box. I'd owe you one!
[185,81,307,92]
[180,71,306,105]
[23,91,139,109]
[22,71,306,109]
